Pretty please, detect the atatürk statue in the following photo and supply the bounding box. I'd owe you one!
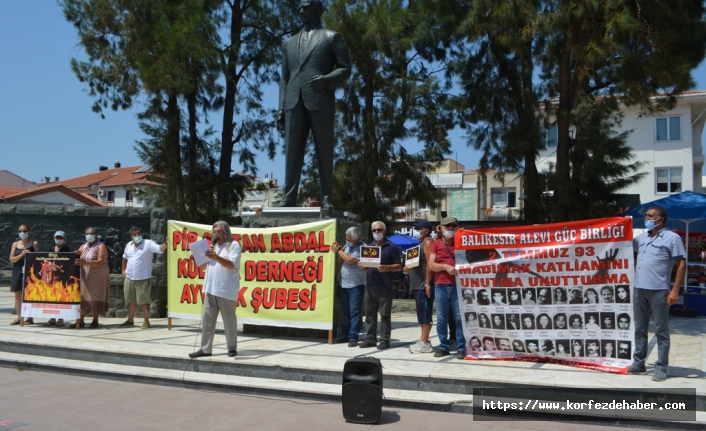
[276,0,351,207]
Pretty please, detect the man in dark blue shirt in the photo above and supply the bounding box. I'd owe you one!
[359,221,401,349]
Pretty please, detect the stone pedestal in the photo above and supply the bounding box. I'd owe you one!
[240,207,365,340]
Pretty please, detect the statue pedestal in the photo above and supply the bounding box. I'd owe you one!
[240,207,365,342]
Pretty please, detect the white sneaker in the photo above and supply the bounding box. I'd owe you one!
[409,339,423,353]
[419,342,434,353]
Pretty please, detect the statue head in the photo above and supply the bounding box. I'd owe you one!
[299,0,324,26]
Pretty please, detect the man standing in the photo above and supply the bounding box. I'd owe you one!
[120,227,167,329]
[331,227,365,347]
[629,206,686,381]
[276,0,351,206]
[429,217,466,359]
[405,220,435,354]
[359,221,401,350]
[189,221,242,359]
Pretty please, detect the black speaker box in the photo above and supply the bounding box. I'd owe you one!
[342,357,383,424]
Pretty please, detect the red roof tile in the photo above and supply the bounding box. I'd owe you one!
[0,185,107,206]
[37,165,160,189]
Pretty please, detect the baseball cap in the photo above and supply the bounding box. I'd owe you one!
[54,231,66,238]
[412,220,432,230]
[440,216,458,226]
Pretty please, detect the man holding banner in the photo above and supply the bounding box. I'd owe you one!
[189,221,242,359]
[428,216,466,359]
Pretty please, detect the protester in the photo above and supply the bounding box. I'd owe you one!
[404,220,435,354]
[629,206,686,382]
[332,227,365,347]
[75,228,110,328]
[428,217,466,359]
[9,223,38,325]
[43,231,70,327]
[120,227,167,329]
[189,221,242,359]
[359,221,401,350]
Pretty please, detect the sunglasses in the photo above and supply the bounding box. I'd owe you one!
[371,229,384,233]
[18,230,29,233]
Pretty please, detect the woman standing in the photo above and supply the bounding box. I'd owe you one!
[44,231,71,327]
[75,228,110,328]
[9,224,39,325]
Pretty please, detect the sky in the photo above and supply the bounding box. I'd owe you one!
[2,2,706,186]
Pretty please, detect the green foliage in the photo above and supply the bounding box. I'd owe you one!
[324,0,454,224]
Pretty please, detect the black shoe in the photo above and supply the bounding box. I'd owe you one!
[359,340,377,348]
[434,349,450,358]
[377,341,390,350]
[348,340,358,347]
[189,349,211,359]
[228,350,237,357]
[456,350,466,360]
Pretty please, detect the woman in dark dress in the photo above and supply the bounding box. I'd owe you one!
[44,231,71,327]
[9,223,39,325]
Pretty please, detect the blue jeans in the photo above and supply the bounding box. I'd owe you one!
[435,283,465,352]
[341,285,365,341]
[633,288,670,371]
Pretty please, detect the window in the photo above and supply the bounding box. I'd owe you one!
[655,116,681,142]
[656,168,681,193]
[491,188,517,208]
[107,190,115,203]
[125,190,133,207]
[540,123,558,148]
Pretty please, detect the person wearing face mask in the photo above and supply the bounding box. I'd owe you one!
[629,205,686,382]
[404,220,435,354]
[75,228,110,328]
[428,217,466,360]
[189,221,242,359]
[120,227,168,329]
[331,227,365,347]
[43,231,71,327]
[358,221,401,350]
[9,224,39,325]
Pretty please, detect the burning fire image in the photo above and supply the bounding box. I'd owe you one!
[23,263,80,303]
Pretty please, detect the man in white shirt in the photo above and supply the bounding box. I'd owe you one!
[121,227,167,329]
[189,221,242,359]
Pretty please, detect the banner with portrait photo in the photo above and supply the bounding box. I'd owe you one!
[167,219,336,330]
[21,252,81,319]
[456,217,634,373]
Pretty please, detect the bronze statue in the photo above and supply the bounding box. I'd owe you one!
[276,0,351,207]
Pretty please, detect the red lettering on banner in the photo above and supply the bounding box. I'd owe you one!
[269,231,330,253]
[244,257,324,283]
[237,287,248,307]
[232,234,266,252]
[248,286,318,312]
[177,257,205,279]
[180,284,203,304]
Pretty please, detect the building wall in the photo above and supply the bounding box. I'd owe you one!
[537,94,706,205]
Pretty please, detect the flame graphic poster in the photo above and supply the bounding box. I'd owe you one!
[21,252,81,319]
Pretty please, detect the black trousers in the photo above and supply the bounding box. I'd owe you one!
[365,286,393,342]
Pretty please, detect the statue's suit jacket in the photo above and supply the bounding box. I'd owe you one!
[279,27,351,112]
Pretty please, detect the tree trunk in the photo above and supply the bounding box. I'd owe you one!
[554,45,572,222]
[165,92,186,218]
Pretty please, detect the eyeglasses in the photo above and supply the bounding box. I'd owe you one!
[18,230,28,233]
[371,229,384,233]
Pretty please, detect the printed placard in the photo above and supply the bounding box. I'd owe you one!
[359,246,381,268]
[21,252,81,319]
[405,245,421,268]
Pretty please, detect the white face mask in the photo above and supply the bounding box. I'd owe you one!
[86,234,96,243]
[55,239,65,245]
[412,229,422,240]
[18,232,29,239]
[132,236,143,244]
[373,232,384,241]
[443,229,455,238]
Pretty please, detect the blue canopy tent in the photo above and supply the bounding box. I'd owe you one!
[620,191,706,313]
[386,234,420,251]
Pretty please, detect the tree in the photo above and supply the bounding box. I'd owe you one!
[62,0,299,220]
[324,0,454,224]
[452,0,549,223]
[539,0,706,221]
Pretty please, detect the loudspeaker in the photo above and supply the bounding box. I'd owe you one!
[342,357,383,424]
